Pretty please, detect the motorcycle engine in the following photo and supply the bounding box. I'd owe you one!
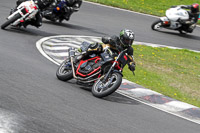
[79,60,101,75]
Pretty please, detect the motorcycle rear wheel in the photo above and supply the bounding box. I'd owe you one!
[151,19,163,31]
[1,13,21,29]
[92,72,122,98]
[56,59,73,81]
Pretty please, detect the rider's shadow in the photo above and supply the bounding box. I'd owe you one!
[65,79,140,105]
[3,26,60,37]
[42,20,108,36]
[102,92,141,105]
[155,30,200,41]
[78,85,140,105]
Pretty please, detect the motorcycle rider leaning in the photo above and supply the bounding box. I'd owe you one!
[172,3,199,32]
[78,29,136,73]
[13,0,54,28]
[43,0,82,21]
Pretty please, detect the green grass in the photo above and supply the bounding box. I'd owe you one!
[122,45,200,107]
[86,0,200,24]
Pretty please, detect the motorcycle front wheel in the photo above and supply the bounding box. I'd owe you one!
[1,13,21,29]
[92,72,122,98]
[151,19,163,31]
[56,59,73,81]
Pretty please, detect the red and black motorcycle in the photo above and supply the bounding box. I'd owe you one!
[56,42,128,98]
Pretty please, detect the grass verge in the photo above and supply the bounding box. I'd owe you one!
[122,45,200,107]
[86,0,200,24]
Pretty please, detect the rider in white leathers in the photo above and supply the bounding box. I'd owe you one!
[172,3,199,32]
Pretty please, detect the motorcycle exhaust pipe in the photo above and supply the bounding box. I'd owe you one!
[69,47,78,79]
[70,56,78,79]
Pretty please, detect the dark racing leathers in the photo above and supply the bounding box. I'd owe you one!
[82,36,136,72]
[14,0,53,27]
[43,0,82,21]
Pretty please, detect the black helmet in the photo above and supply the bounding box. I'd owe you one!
[191,3,199,13]
[67,0,75,5]
[119,29,135,48]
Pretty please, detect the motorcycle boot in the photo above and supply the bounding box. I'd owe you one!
[187,24,196,33]
[64,14,70,21]
[33,12,43,27]
[64,12,73,21]
[43,10,56,21]
[27,13,42,28]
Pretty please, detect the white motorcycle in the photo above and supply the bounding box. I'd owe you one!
[151,6,197,34]
[1,0,39,29]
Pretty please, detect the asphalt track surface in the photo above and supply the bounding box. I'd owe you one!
[0,0,200,133]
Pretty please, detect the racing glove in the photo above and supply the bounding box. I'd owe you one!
[128,62,136,72]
